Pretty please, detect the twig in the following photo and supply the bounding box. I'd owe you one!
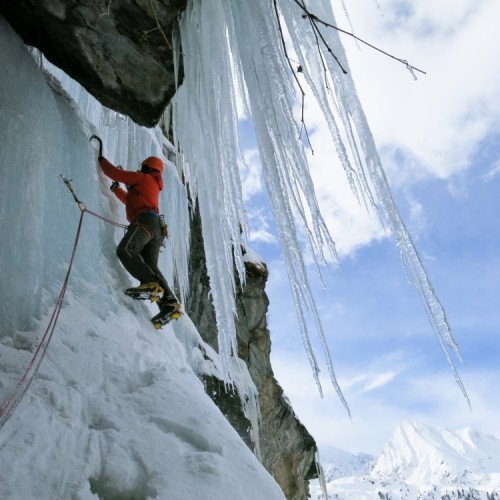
[298,0,347,74]
[301,2,334,88]
[149,0,172,50]
[273,0,314,154]
[292,0,426,76]
[99,0,112,18]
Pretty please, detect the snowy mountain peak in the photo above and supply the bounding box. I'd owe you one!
[312,422,500,499]
[372,420,500,483]
[319,446,374,482]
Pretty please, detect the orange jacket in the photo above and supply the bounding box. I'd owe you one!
[99,157,163,223]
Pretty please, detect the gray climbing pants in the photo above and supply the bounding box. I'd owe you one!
[116,212,176,303]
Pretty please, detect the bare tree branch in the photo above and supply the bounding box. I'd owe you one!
[292,0,426,76]
[273,0,314,154]
[149,0,172,50]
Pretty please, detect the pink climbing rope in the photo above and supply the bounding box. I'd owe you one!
[0,180,126,429]
[84,207,128,229]
[0,211,84,428]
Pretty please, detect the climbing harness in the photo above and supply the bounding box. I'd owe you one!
[0,177,126,430]
[159,214,169,239]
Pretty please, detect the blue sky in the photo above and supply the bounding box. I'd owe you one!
[240,0,500,455]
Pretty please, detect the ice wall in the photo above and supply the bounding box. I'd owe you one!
[0,21,107,334]
[44,66,192,306]
[0,15,190,342]
[0,17,283,499]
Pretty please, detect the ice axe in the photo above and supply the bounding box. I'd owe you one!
[89,134,103,157]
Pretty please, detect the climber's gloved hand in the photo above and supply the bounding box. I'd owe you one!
[110,181,120,192]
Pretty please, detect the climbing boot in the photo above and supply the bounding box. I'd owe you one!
[124,282,164,302]
[151,302,183,329]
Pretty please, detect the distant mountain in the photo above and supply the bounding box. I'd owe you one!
[311,421,500,499]
[318,446,374,482]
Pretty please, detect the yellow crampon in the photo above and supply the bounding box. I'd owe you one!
[125,282,164,302]
[152,309,183,329]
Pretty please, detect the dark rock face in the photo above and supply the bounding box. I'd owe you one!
[0,0,186,126]
[186,208,318,500]
[203,375,253,450]
[235,262,318,500]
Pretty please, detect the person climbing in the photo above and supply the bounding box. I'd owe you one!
[96,148,182,328]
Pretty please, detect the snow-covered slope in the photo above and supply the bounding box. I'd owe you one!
[0,291,285,499]
[311,421,500,499]
[0,16,284,500]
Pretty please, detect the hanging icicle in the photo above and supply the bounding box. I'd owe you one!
[173,0,468,412]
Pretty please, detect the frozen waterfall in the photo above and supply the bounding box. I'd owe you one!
[173,0,468,411]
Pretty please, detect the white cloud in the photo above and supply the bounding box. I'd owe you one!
[266,0,500,259]
[270,350,406,454]
[271,346,500,455]
[240,148,263,202]
[248,227,276,245]
[405,193,429,239]
[360,372,397,393]
[335,0,500,182]
[483,158,500,181]
[339,362,400,394]
[247,208,277,245]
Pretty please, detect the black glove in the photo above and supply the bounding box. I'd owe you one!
[110,181,120,192]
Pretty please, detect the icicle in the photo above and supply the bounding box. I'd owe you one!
[175,0,468,408]
[224,0,350,409]
[172,0,350,411]
[280,0,468,403]
[315,450,329,500]
[278,2,377,214]
[173,0,249,381]
[404,60,418,81]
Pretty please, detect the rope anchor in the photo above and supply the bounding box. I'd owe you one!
[60,175,127,229]
[61,175,86,212]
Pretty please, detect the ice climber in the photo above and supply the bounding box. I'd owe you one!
[98,153,182,328]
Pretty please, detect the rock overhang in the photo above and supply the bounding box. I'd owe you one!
[0,0,187,127]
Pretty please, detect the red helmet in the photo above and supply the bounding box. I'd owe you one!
[141,156,164,174]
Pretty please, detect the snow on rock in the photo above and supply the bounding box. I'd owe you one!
[0,16,284,499]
